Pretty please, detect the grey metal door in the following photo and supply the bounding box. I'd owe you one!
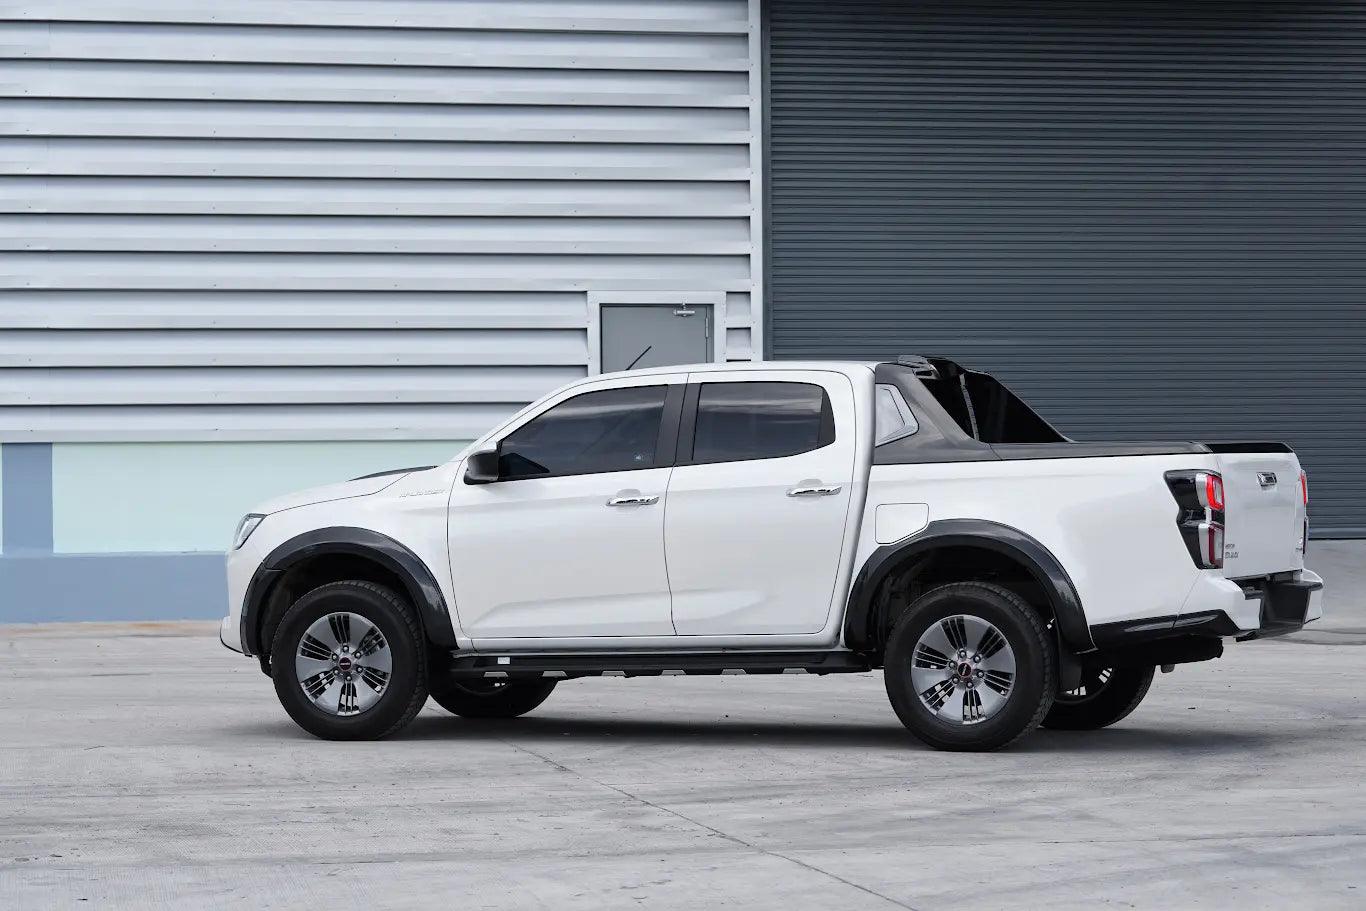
[765,0,1366,537]
[600,305,712,373]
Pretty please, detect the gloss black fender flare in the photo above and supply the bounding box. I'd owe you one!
[842,519,1095,654]
[240,526,457,657]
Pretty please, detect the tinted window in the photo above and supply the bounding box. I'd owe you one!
[875,383,918,444]
[691,382,833,463]
[499,385,667,479]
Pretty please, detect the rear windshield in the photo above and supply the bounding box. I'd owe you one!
[918,363,1065,444]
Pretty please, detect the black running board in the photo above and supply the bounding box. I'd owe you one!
[444,650,871,680]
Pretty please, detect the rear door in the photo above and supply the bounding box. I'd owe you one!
[1215,448,1307,578]
[664,370,858,635]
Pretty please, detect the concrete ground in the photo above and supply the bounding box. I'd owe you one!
[3,589,1364,911]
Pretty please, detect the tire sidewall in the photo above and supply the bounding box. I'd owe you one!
[271,582,424,740]
[884,585,1053,751]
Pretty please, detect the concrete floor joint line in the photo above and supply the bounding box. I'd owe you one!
[498,737,923,911]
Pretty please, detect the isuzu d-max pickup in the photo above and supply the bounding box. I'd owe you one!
[220,357,1322,751]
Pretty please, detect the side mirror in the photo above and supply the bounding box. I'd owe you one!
[463,448,500,485]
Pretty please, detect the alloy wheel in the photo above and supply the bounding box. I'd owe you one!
[295,612,392,716]
[910,614,1017,724]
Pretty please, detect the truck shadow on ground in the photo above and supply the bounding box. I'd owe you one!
[378,714,1288,755]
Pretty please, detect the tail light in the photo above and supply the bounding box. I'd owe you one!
[1300,469,1309,555]
[1201,472,1225,511]
[1164,470,1225,569]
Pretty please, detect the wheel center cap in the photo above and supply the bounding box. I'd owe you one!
[956,662,973,680]
[337,656,354,672]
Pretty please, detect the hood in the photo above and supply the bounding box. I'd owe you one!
[252,469,421,516]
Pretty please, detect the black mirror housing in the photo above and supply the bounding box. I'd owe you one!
[463,448,500,484]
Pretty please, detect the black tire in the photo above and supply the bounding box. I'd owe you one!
[428,675,557,719]
[883,581,1056,752]
[1042,666,1155,731]
[270,581,428,741]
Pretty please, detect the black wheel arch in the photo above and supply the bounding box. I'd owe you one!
[241,526,458,666]
[843,518,1094,656]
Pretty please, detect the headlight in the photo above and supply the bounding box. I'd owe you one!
[232,514,265,550]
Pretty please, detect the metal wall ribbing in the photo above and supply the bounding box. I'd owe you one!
[1,0,762,442]
[767,0,1366,536]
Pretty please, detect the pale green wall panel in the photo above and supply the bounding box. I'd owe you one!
[52,441,466,553]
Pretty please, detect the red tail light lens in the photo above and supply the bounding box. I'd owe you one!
[1300,470,1308,506]
[1205,473,1224,511]
[1206,522,1224,566]
[1193,471,1224,511]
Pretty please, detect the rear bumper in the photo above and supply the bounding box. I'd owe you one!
[1091,569,1324,649]
[1237,574,1324,639]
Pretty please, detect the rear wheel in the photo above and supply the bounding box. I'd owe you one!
[429,675,557,719]
[883,581,1056,752]
[1042,666,1155,730]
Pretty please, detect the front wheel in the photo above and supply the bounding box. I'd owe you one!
[1041,666,1155,731]
[883,581,1056,752]
[270,581,428,741]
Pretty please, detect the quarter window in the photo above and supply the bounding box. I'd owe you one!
[691,381,834,463]
[875,383,918,444]
[499,385,668,480]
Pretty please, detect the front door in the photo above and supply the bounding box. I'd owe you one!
[448,377,683,640]
[664,370,859,636]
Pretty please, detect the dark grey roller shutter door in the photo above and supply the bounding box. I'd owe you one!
[766,0,1366,537]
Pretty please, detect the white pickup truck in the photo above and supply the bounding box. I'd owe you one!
[220,357,1323,751]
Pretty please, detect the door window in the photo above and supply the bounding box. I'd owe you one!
[499,385,668,480]
[690,381,834,464]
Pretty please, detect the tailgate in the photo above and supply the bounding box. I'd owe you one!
[1210,445,1306,578]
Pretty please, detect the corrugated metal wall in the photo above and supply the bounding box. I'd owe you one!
[1,0,761,442]
[766,0,1366,536]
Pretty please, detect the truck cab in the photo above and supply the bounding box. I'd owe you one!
[221,358,1323,751]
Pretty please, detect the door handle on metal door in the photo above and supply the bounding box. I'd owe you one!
[606,494,659,507]
[786,485,842,497]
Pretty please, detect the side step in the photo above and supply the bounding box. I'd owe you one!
[444,650,872,680]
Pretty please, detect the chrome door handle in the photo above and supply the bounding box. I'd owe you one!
[607,495,659,507]
[787,485,842,497]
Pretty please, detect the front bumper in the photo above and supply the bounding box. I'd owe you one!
[1091,569,1324,649]
[219,616,244,654]
[221,534,267,655]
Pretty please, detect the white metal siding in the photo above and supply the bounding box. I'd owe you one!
[0,0,762,441]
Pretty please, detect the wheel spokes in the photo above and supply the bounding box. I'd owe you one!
[301,668,337,700]
[975,624,1008,660]
[920,679,957,714]
[910,613,1018,726]
[328,613,351,651]
[355,624,385,659]
[338,677,359,714]
[296,612,393,716]
[917,620,956,659]
[358,665,390,693]
[298,633,332,662]
[942,616,969,653]
[982,668,1014,697]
